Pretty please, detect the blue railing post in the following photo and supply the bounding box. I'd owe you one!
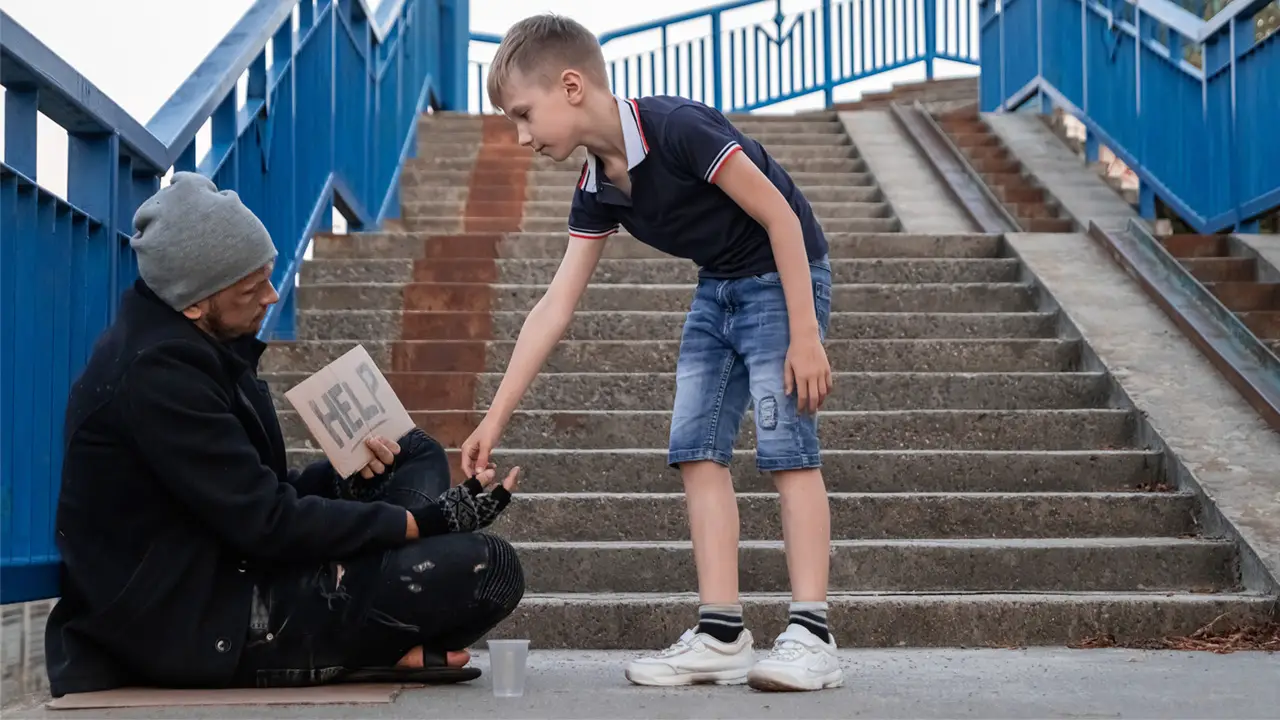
[924,0,937,79]
[821,0,834,106]
[712,13,724,110]
[441,0,470,110]
[4,89,39,179]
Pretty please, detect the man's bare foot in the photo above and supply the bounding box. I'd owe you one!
[395,646,471,668]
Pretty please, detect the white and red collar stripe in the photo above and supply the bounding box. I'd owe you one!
[579,96,649,193]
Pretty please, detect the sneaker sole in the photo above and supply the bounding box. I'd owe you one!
[747,668,844,692]
[625,667,751,687]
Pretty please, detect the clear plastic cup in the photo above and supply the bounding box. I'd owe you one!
[487,639,530,697]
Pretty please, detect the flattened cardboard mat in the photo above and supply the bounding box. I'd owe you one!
[46,683,418,710]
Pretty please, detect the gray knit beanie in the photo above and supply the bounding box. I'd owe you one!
[131,172,278,311]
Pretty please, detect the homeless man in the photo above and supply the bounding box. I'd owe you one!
[45,172,525,697]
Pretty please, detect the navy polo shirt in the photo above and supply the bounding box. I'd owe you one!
[567,95,828,279]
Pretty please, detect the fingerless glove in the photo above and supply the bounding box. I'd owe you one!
[408,476,514,537]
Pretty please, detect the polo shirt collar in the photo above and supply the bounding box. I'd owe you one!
[580,96,650,193]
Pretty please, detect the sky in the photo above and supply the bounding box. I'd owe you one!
[0,0,976,199]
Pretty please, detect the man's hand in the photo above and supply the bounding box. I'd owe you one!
[785,332,832,414]
[459,419,503,478]
[405,464,520,540]
[357,435,400,480]
[440,464,521,533]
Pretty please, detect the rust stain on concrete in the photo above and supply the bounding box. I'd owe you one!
[392,114,531,483]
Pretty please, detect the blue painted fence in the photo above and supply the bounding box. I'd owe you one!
[980,0,1280,233]
[468,0,982,114]
[0,0,469,605]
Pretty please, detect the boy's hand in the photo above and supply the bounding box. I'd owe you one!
[785,332,832,414]
[460,419,503,478]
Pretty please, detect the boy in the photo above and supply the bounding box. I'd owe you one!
[462,14,841,692]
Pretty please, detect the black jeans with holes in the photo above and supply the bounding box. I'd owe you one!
[231,430,525,688]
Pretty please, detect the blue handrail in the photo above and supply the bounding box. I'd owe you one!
[467,0,981,114]
[980,0,1279,233]
[0,0,470,605]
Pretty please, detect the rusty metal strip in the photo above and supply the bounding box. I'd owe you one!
[1087,220,1280,432]
[888,101,1020,234]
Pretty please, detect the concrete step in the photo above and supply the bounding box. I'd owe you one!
[284,447,1165,493]
[295,282,1037,313]
[293,310,1058,341]
[513,538,1236,593]
[482,491,1193,542]
[262,338,1081,374]
[400,216,902,234]
[415,143,861,162]
[490,592,1274,649]
[401,165,879,188]
[300,257,1023,285]
[276,408,1138,452]
[266,370,1107,411]
[398,184,886,204]
[310,232,1003,260]
[416,116,846,137]
[735,132,853,146]
[401,199,895,221]
[406,155,869,174]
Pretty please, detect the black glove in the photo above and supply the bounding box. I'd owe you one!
[409,476,514,537]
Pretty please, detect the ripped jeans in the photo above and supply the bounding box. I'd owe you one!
[232,430,525,688]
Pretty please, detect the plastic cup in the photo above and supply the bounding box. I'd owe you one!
[487,639,530,697]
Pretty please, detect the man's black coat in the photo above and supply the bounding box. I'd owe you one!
[45,280,409,697]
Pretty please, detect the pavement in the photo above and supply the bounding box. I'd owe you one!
[5,648,1278,719]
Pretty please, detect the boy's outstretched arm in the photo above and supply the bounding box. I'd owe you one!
[459,235,608,476]
[712,151,832,414]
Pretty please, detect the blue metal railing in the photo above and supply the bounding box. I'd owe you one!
[467,0,981,114]
[0,0,470,605]
[980,0,1280,233]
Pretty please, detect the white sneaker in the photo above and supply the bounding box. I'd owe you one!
[746,623,843,691]
[625,628,756,686]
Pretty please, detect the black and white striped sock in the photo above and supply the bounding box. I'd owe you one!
[789,601,830,642]
[697,603,744,643]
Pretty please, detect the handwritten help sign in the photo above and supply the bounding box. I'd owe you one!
[283,345,415,478]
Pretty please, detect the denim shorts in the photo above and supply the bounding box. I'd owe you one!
[667,256,832,472]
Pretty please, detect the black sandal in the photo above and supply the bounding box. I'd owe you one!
[340,649,481,684]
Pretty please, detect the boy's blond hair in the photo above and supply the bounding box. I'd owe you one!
[486,14,609,110]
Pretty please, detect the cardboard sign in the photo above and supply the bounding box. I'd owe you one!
[283,345,415,478]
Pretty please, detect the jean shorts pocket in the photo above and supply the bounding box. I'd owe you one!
[751,270,782,286]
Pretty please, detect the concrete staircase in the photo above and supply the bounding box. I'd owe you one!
[832,76,978,113]
[934,108,1077,233]
[262,108,1272,651]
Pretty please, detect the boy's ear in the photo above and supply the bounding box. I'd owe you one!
[561,68,586,105]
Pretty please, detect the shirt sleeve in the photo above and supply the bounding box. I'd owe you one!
[568,166,620,240]
[661,104,746,184]
[120,340,409,563]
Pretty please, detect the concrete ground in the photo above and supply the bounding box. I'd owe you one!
[5,649,1278,719]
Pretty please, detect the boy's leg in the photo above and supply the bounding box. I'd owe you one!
[625,278,755,687]
[731,259,843,692]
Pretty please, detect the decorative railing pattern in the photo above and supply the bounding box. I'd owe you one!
[980,0,1280,233]
[0,0,468,604]
[468,0,980,114]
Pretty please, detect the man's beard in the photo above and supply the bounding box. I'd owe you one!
[204,303,261,342]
